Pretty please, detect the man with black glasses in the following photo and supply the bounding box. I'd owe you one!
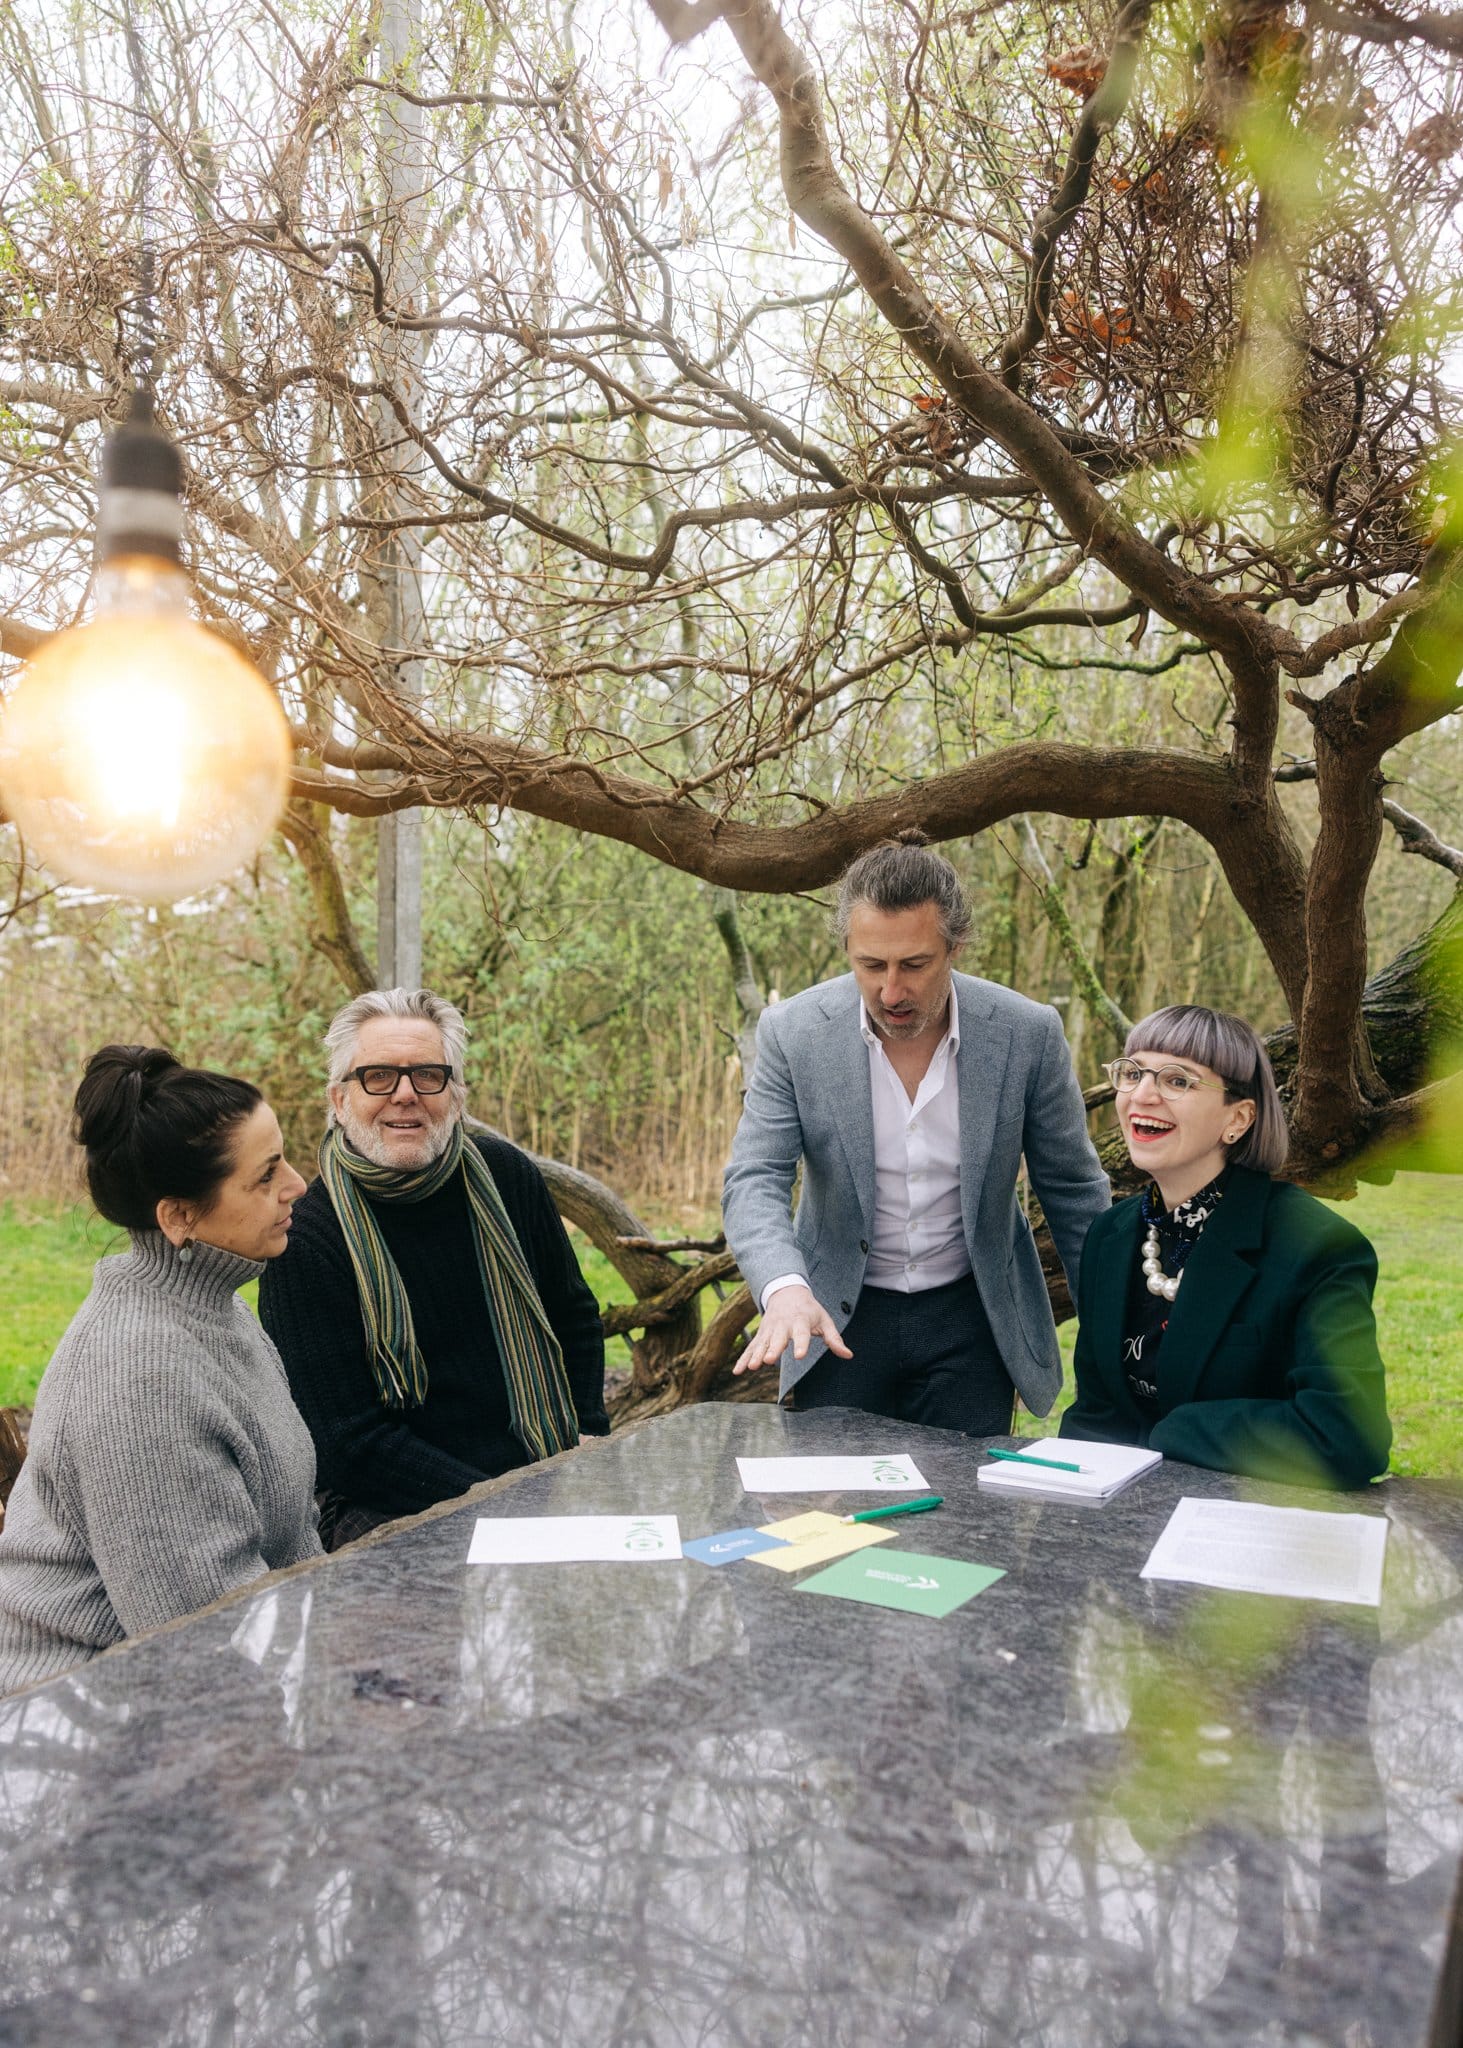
[260,988,607,1548]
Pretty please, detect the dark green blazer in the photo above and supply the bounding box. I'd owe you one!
[1060,1166,1391,1489]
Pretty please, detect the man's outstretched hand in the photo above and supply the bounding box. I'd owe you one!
[732,1284,853,1376]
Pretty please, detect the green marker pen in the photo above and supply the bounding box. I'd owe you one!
[839,1494,944,1524]
[985,1447,1084,1474]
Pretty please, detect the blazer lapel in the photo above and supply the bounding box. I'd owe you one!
[1159,1168,1270,1409]
[819,980,876,1232]
[955,976,1011,1235]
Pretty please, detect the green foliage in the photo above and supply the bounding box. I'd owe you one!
[414,813,835,1177]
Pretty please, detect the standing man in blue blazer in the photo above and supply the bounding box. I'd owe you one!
[722,835,1111,1431]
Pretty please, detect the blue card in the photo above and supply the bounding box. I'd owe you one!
[683,1527,791,1566]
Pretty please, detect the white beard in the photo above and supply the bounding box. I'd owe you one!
[335,1101,458,1171]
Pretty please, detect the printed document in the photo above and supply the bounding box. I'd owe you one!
[1141,1496,1387,1606]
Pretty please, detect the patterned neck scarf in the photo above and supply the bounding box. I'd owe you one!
[1140,1168,1229,1281]
[317,1121,580,1462]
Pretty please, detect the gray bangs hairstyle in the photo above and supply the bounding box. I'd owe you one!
[324,988,470,1123]
[1125,1005,1288,1176]
[833,838,973,950]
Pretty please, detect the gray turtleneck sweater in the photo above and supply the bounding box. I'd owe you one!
[0,1232,322,1696]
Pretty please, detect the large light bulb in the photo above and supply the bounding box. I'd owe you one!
[0,396,291,903]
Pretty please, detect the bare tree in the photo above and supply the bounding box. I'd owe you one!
[0,0,1459,1212]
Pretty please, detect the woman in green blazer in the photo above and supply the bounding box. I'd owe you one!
[1060,1005,1391,1489]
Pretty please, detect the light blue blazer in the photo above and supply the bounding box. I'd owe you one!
[722,971,1111,1410]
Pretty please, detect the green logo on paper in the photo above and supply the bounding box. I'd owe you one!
[622,1520,666,1553]
[871,1461,907,1486]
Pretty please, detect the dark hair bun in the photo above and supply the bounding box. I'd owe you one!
[72,1045,263,1232]
[74,1045,182,1155]
[891,826,931,848]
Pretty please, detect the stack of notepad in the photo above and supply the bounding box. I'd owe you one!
[976,1440,1162,1505]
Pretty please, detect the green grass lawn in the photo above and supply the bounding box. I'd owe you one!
[0,1207,640,1410]
[1,1173,1458,1476]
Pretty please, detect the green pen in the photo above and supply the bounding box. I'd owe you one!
[839,1493,943,1524]
[985,1447,1084,1473]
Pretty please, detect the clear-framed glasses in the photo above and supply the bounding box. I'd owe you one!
[345,1063,454,1096]
[1102,1058,1227,1100]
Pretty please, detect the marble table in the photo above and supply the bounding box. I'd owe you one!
[1,1403,1460,2048]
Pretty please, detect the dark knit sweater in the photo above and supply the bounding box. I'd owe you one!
[258,1133,608,1518]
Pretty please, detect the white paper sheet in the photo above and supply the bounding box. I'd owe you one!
[467,1515,682,1564]
[1140,1496,1388,1607]
[735,1454,928,1494]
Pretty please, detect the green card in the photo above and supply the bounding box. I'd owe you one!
[797,1547,1005,1619]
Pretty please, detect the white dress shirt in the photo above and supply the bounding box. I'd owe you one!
[762,997,971,1307]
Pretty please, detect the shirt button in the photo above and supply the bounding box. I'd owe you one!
[859,1239,869,1254]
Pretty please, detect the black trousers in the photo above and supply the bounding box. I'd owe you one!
[792,1271,1015,1435]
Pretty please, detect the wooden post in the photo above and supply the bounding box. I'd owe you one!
[373,0,426,990]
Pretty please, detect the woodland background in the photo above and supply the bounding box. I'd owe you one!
[0,793,1456,1214]
[0,0,1459,1440]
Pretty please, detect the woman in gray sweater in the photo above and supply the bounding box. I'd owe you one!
[0,1046,323,1696]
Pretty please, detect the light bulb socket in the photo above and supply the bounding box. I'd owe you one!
[96,388,185,566]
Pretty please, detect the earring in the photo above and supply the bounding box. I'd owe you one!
[177,1236,195,1265]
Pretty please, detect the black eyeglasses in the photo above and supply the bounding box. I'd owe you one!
[344,1064,455,1096]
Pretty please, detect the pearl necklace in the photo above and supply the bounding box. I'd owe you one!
[1142,1224,1181,1301]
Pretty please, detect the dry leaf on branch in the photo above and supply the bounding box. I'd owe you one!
[926,413,956,456]
[909,393,956,454]
[1056,289,1088,338]
[1404,111,1463,165]
[1155,268,1195,322]
[1056,294,1133,348]
[1046,45,1107,99]
[1090,305,1135,347]
[1138,168,1171,216]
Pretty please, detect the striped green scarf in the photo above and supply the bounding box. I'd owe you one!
[318,1122,580,1462]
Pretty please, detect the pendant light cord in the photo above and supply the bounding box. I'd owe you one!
[122,2,157,404]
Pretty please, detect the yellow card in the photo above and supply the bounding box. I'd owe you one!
[749,1510,897,1573]
[756,1510,846,1542]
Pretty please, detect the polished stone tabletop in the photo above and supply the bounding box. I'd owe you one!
[0,1403,1460,2048]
